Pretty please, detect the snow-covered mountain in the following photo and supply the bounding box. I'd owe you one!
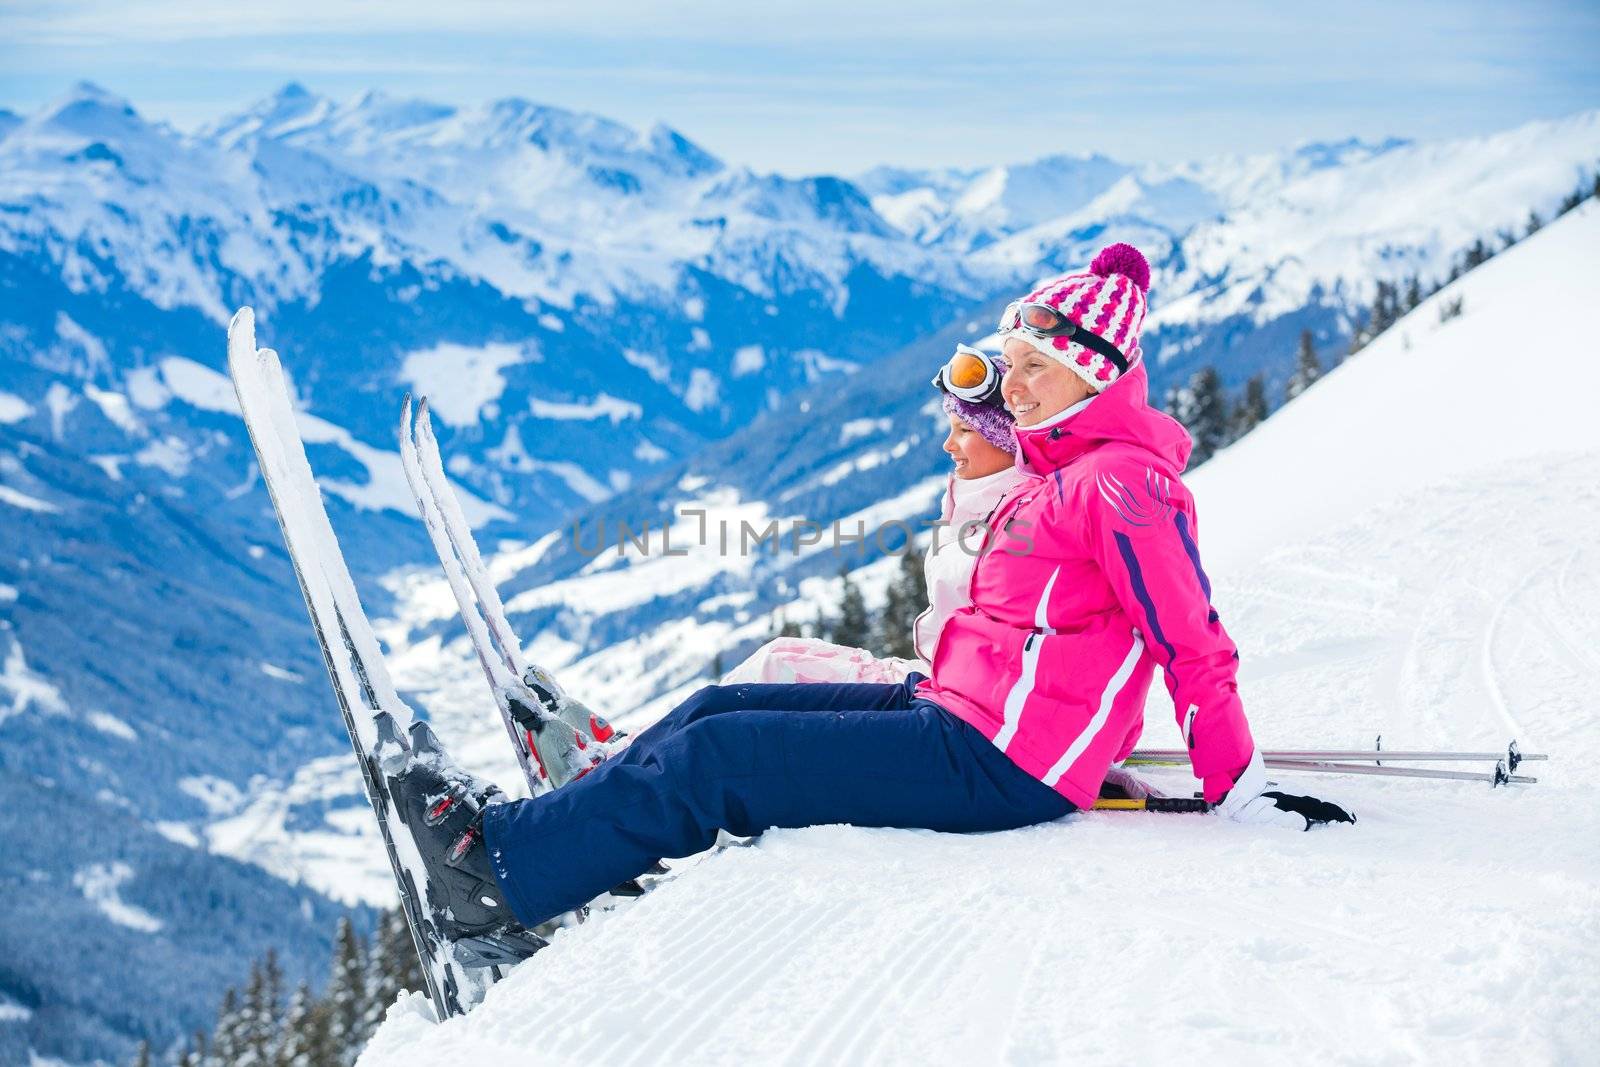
[0,80,999,526]
[3,81,1598,1062]
[361,198,1600,1067]
[907,117,1600,391]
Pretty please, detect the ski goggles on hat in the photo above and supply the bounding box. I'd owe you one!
[1000,301,1130,374]
[931,344,1006,408]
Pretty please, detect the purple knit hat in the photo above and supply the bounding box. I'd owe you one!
[940,365,1016,454]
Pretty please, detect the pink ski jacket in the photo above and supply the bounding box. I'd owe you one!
[723,467,1021,687]
[915,363,1255,808]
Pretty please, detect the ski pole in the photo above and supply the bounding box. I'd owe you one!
[1123,756,1534,786]
[1263,760,1535,785]
[1092,797,1211,813]
[1128,750,1547,764]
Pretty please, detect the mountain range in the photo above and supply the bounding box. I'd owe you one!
[1,80,1596,1062]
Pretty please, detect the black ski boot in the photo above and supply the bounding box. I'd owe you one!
[378,716,547,967]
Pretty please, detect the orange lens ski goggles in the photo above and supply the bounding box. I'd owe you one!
[932,344,1006,407]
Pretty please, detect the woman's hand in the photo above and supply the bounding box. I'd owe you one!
[1217,750,1357,830]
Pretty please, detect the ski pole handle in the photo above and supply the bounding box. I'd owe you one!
[1092,797,1211,814]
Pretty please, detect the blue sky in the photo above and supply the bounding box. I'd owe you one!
[2,0,1596,175]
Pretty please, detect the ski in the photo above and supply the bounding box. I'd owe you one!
[398,397,653,906]
[228,309,529,1021]
[397,395,587,797]
[398,396,613,784]
[403,398,622,751]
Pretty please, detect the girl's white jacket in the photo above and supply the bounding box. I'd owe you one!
[722,466,1022,686]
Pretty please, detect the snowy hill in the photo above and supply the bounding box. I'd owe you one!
[359,201,1600,1065]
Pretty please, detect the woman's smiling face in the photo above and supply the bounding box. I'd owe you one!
[1000,337,1096,426]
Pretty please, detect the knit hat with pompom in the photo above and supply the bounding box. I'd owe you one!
[1002,242,1151,391]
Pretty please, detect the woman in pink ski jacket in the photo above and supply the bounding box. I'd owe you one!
[394,243,1354,955]
[723,346,1022,685]
[918,246,1247,807]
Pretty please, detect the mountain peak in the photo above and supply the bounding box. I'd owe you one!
[202,82,336,148]
[60,80,134,110]
[646,121,723,177]
[1288,135,1411,168]
[32,81,147,139]
[345,89,457,133]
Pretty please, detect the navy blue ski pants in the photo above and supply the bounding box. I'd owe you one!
[481,675,1076,927]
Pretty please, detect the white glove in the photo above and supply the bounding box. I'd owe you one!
[1217,750,1357,831]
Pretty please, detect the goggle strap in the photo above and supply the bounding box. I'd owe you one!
[1012,304,1129,375]
[1066,325,1130,374]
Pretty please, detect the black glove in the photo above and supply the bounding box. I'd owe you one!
[1260,791,1358,830]
[1219,751,1357,830]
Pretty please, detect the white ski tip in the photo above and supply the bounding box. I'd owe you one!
[226,308,256,368]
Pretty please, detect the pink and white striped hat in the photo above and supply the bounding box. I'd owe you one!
[1000,242,1151,391]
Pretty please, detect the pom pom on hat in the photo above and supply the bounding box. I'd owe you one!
[1088,242,1150,293]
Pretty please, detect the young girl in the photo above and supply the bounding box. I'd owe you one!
[722,345,1021,685]
[387,243,1354,961]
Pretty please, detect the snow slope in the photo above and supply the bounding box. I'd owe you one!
[359,203,1600,1064]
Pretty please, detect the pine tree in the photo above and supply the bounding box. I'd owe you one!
[709,651,723,679]
[1165,366,1228,465]
[1367,280,1400,338]
[262,950,285,1065]
[365,909,424,1039]
[1464,238,1492,269]
[877,548,928,659]
[208,988,244,1067]
[775,613,804,639]
[1404,275,1422,312]
[1526,210,1543,238]
[130,1040,151,1067]
[180,1031,208,1067]
[1286,330,1322,402]
[278,982,331,1067]
[228,950,284,1067]
[326,918,370,1066]
[1228,374,1268,442]
[827,566,872,650]
[235,962,270,1067]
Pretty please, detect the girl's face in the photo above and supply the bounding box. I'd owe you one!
[942,414,1014,479]
[1000,337,1096,426]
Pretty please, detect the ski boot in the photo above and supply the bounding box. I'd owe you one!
[523,665,624,745]
[505,665,624,789]
[376,715,547,967]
